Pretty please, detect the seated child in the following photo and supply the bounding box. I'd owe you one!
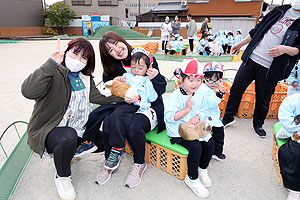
[196,33,209,55]
[164,58,214,198]
[165,34,186,55]
[277,93,300,200]
[75,47,158,159]
[287,62,300,96]
[196,62,227,161]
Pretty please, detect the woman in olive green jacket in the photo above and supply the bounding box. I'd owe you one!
[21,38,124,200]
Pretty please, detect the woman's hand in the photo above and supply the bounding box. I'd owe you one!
[231,42,242,54]
[268,45,299,57]
[267,45,287,57]
[292,81,299,88]
[50,39,68,65]
[114,76,126,82]
[147,68,159,80]
[190,115,200,125]
[125,96,138,104]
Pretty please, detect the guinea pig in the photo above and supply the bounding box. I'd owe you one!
[179,120,212,141]
[292,131,300,144]
[99,80,139,99]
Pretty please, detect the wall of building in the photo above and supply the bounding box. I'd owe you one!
[187,0,262,22]
[65,0,126,24]
[0,0,44,36]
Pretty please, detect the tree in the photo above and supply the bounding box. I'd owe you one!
[42,2,76,35]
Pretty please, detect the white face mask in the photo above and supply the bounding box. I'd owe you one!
[291,0,300,10]
[65,55,86,72]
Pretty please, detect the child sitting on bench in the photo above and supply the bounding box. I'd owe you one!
[277,93,300,200]
[164,58,214,198]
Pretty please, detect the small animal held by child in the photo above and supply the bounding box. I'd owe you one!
[99,80,139,99]
[178,121,212,141]
[291,131,300,144]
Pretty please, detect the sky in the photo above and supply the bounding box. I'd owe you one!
[45,0,292,6]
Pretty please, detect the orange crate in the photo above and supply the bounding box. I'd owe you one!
[142,42,158,54]
[237,82,256,118]
[218,81,232,117]
[267,83,288,119]
[272,129,283,184]
[145,142,187,180]
[124,140,188,180]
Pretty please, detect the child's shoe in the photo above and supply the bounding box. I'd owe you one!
[95,166,113,185]
[198,168,212,188]
[74,140,97,158]
[104,148,124,170]
[212,154,226,161]
[124,162,147,188]
[287,189,300,200]
[184,175,209,198]
[54,174,76,200]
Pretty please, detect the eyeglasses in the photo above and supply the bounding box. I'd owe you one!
[205,78,221,84]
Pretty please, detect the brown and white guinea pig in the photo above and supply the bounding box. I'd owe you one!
[99,80,139,99]
[292,131,300,144]
[178,121,212,141]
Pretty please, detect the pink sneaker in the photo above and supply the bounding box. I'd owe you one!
[95,166,112,185]
[124,162,147,188]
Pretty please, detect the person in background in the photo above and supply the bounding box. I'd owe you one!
[172,16,181,35]
[160,16,172,51]
[201,18,209,36]
[186,14,197,54]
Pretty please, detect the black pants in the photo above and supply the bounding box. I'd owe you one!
[223,59,277,127]
[103,113,151,164]
[179,138,214,179]
[212,126,224,156]
[45,127,79,177]
[165,49,176,55]
[227,46,232,54]
[162,41,168,50]
[165,49,186,55]
[189,39,194,52]
[222,44,228,54]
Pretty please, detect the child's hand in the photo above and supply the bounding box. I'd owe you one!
[292,81,299,88]
[114,76,126,82]
[125,96,138,104]
[50,39,68,65]
[190,115,200,125]
[185,96,194,111]
[218,81,227,93]
[147,68,158,80]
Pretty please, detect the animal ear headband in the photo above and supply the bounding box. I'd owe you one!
[131,47,153,68]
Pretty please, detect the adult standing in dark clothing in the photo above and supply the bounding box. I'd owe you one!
[171,16,181,35]
[201,18,209,36]
[222,4,300,137]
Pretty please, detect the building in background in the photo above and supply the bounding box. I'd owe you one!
[135,0,263,37]
[0,0,44,36]
[65,0,126,25]
[126,0,177,26]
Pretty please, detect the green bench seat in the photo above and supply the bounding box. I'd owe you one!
[273,122,289,148]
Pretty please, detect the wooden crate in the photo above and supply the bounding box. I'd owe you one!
[124,140,188,180]
[272,129,283,184]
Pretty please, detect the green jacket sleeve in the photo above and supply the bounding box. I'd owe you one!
[89,78,124,104]
[21,59,59,100]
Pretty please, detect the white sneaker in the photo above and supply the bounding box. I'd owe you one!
[198,168,212,188]
[287,189,300,200]
[54,175,76,200]
[184,175,209,198]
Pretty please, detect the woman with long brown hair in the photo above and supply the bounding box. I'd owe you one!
[79,31,166,188]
